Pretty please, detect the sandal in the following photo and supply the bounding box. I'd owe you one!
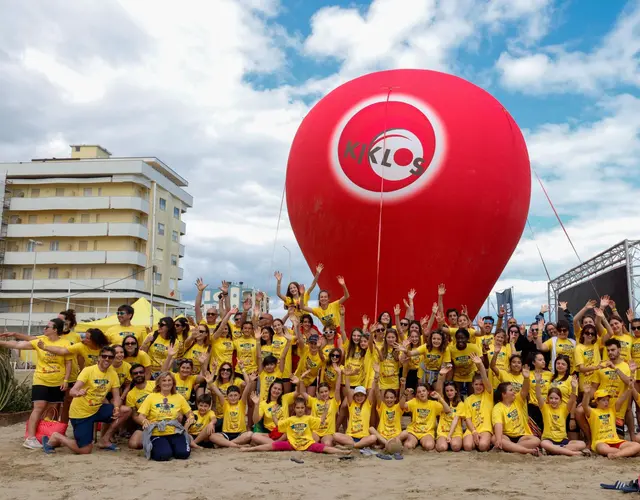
[375,453,392,460]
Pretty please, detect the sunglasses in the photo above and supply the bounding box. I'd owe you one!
[220,368,232,372]
[400,322,409,326]
[583,330,596,336]
[101,354,115,360]
[159,323,167,327]
[531,328,538,333]
[325,330,336,335]
[631,326,640,331]
[375,328,384,333]
[206,313,216,316]
[124,341,136,346]
[559,328,569,332]
[198,330,208,334]
[330,354,341,358]
[132,371,145,376]
[116,311,127,316]
[484,320,494,324]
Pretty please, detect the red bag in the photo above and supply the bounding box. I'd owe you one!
[24,407,68,443]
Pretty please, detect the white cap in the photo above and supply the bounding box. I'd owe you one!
[353,386,367,395]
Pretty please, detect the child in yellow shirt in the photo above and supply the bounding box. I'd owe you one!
[188,394,217,448]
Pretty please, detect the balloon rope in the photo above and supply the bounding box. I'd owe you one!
[526,218,551,282]
[268,182,287,289]
[374,87,395,319]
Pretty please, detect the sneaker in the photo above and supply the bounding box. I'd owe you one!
[23,437,42,450]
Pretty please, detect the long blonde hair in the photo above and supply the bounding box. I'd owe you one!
[153,371,177,394]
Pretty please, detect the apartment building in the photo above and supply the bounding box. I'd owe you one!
[0,145,192,329]
[202,282,270,315]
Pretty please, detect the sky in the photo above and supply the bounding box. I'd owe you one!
[1,0,639,324]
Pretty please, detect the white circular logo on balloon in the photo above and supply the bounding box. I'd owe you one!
[330,94,446,202]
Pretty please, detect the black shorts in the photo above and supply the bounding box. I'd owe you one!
[215,419,223,433]
[32,385,65,403]
[549,438,570,446]
[194,439,214,448]
[505,435,524,443]
[222,432,241,441]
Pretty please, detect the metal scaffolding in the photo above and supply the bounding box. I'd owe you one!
[548,240,640,321]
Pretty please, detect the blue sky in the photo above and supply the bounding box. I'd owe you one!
[1,0,639,323]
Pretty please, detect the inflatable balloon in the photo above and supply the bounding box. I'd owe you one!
[286,69,530,322]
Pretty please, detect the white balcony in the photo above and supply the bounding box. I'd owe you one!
[108,222,149,240]
[9,196,149,213]
[6,222,148,240]
[0,279,146,292]
[179,244,185,257]
[4,251,147,266]
[179,220,186,235]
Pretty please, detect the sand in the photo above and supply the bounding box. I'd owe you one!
[1,421,639,500]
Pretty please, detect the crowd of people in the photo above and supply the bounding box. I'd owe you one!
[2,264,640,463]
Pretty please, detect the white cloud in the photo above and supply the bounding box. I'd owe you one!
[496,1,640,94]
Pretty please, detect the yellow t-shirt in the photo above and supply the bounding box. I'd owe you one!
[488,343,512,388]
[575,344,601,390]
[145,334,174,372]
[125,381,156,411]
[437,401,465,438]
[321,364,342,393]
[30,337,73,387]
[308,397,340,436]
[346,400,372,438]
[212,378,244,417]
[259,399,290,431]
[529,371,553,406]
[344,341,366,386]
[589,407,624,451]
[175,374,197,400]
[543,338,576,368]
[68,342,100,368]
[106,324,147,347]
[377,402,402,439]
[182,343,209,375]
[112,361,131,387]
[232,337,258,374]
[295,345,322,386]
[278,415,321,450]
[596,362,631,419]
[416,345,450,372]
[475,334,494,351]
[541,403,569,442]
[61,331,81,381]
[210,337,234,368]
[259,368,282,402]
[222,400,247,433]
[464,391,493,434]
[406,399,442,438]
[602,334,633,362]
[448,343,482,382]
[377,350,400,390]
[284,291,310,318]
[498,370,524,394]
[632,337,640,381]
[125,350,152,369]
[491,394,531,437]
[138,392,192,436]
[270,334,292,378]
[189,410,216,436]
[549,376,573,404]
[69,365,120,419]
[311,300,341,327]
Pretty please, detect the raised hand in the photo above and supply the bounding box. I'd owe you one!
[316,263,324,274]
[299,284,305,295]
[600,295,611,308]
[290,374,300,385]
[229,306,239,316]
[408,288,417,300]
[499,304,505,317]
[362,315,370,327]
[461,304,468,316]
[394,304,401,316]
[249,372,258,383]
[254,327,262,340]
[337,275,345,286]
[196,278,208,292]
[439,364,452,376]
[438,283,446,296]
[571,374,579,390]
[559,301,568,311]
[470,353,482,365]
[203,371,214,384]
[593,307,605,318]
[627,309,635,322]
[242,298,251,312]
[167,344,178,358]
[610,299,617,310]
[274,271,282,281]
[522,365,530,378]
[221,281,230,293]
[256,291,264,303]
[250,392,260,404]
[585,299,597,309]
[540,304,549,314]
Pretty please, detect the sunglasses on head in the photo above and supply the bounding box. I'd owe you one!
[101,354,115,360]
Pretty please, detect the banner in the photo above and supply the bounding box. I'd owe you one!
[495,288,514,321]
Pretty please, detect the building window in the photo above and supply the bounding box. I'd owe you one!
[21,303,29,312]
[75,146,81,152]
[95,214,100,223]
[79,241,88,251]
[9,215,21,224]
[93,240,99,250]
[22,268,32,280]
[53,215,62,223]
[31,188,40,198]
[83,188,92,197]
[157,223,165,235]
[98,188,102,196]
[26,240,37,252]
[44,302,54,313]
[173,207,180,219]
[171,230,178,242]
[156,247,163,258]
[49,241,60,251]
[48,268,58,279]
[81,214,90,223]
[55,188,64,197]
[28,215,37,224]
[134,215,141,224]
[154,272,162,284]
[171,254,178,266]
[159,198,167,211]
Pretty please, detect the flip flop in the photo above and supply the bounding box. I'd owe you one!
[99,443,119,451]
[359,448,374,456]
[600,480,637,490]
[338,455,354,461]
[376,453,392,460]
[290,457,304,464]
[393,453,403,460]
[41,436,55,454]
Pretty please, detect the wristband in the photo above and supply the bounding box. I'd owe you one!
[63,379,69,383]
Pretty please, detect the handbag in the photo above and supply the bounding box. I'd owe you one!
[24,406,68,443]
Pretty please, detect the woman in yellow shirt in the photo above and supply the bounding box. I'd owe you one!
[320,348,343,396]
[463,353,493,452]
[274,264,322,317]
[408,329,449,386]
[435,366,465,452]
[161,345,207,403]
[208,309,236,370]
[486,329,513,389]
[181,324,210,375]
[399,381,450,451]
[111,345,132,397]
[302,275,350,327]
[535,373,588,456]
[122,336,152,380]
[492,365,541,455]
[402,326,423,391]
[140,317,180,375]
[333,369,379,451]
[374,329,401,391]
[528,352,552,436]
[343,328,367,388]
[448,329,482,396]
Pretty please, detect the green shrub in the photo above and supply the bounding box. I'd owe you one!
[0,347,32,413]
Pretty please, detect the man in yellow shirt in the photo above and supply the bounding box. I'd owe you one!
[124,363,156,450]
[42,346,132,454]
[106,304,148,346]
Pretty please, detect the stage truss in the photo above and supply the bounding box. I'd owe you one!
[548,240,640,322]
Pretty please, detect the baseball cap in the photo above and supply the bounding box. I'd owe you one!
[353,386,367,395]
[308,334,319,343]
[593,389,610,399]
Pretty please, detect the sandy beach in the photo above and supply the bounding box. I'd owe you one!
[1,422,639,500]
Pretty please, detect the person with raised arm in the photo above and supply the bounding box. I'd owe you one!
[140,317,180,376]
[180,324,210,376]
[207,307,237,371]
[302,275,350,327]
[575,324,601,394]
[573,299,598,342]
[161,344,207,402]
[207,361,245,432]
[536,373,588,456]
[0,318,72,449]
[42,346,130,454]
[490,344,524,395]
[399,378,450,452]
[294,329,324,397]
[274,263,323,316]
[447,328,482,397]
[187,393,217,449]
[491,365,541,455]
[39,328,110,371]
[401,321,424,391]
[535,318,576,372]
[194,277,218,327]
[297,368,343,446]
[485,327,512,389]
[598,307,633,362]
[434,365,465,452]
[257,328,291,403]
[528,351,552,436]
[369,366,406,454]
[463,353,493,452]
[251,376,297,446]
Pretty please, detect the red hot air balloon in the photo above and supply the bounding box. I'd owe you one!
[286,69,530,323]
